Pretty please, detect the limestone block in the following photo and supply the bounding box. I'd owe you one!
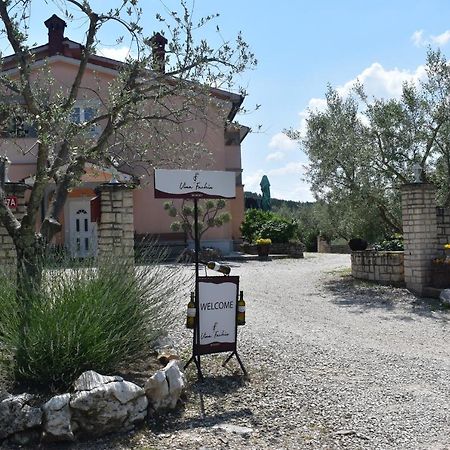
[0,393,42,441]
[42,393,74,442]
[145,360,186,412]
[123,196,133,208]
[100,212,115,223]
[440,289,450,306]
[70,371,147,438]
[111,190,124,201]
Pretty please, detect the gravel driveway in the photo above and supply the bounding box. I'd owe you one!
[76,253,450,449]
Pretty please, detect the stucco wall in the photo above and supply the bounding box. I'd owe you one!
[4,57,245,246]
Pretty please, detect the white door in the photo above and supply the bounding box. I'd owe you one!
[69,200,97,258]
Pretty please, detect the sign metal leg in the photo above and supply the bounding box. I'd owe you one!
[222,351,248,377]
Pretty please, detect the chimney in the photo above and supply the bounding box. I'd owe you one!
[149,32,168,73]
[44,14,67,55]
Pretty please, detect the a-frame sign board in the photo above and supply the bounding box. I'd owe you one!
[154,169,247,381]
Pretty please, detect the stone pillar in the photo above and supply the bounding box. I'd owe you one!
[317,235,331,253]
[0,183,29,277]
[96,183,135,267]
[401,183,438,296]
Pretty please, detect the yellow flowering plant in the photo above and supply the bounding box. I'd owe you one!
[256,238,272,245]
[432,243,450,264]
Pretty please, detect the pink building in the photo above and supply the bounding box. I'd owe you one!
[1,15,249,257]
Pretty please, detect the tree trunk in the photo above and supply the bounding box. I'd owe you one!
[15,230,44,296]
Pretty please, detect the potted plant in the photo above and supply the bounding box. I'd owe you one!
[255,238,271,260]
[431,244,450,289]
[348,238,368,252]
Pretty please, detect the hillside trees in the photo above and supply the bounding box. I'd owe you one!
[288,49,450,241]
[0,0,256,288]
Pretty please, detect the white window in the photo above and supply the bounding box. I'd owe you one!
[70,103,100,137]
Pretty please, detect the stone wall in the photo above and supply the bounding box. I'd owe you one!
[351,251,404,286]
[436,207,450,255]
[0,183,29,277]
[329,244,351,254]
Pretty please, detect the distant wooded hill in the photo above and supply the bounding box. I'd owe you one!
[244,191,314,211]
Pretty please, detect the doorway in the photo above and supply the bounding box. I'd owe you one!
[68,199,97,258]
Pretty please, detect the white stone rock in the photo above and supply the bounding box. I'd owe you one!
[70,371,147,438]
[164,360,186,408]
[144,359,186,411]
[440,289,450,305]
[0,393,42,440]
[212,423,253,435]
[144,370,169,410]
[73,370,123,391]
[42,393,74,442]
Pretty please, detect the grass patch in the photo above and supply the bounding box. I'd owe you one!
[0,252,190,392]
[326,266,352,276]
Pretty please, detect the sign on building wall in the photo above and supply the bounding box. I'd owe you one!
[5,195,17,209]
[154,169,236,199]
[195,276,239,355]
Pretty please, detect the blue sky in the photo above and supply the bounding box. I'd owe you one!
[6,0,450,201]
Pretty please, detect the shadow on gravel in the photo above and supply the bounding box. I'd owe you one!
[324,275,449,321]
[148,375,253,433]
[149,406,253,433]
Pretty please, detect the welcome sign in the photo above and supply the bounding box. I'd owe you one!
[195,276,239,355]
[154,169,236,199]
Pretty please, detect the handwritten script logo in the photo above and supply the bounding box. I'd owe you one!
[179,172,214,192]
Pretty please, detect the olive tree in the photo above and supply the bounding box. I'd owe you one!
[0,0,255,289]
[163,198,230,243]
[288,49,450,241]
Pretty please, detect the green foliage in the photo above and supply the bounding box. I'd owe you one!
[240,209,297,243]
[0,274,20,393]
[0,254,186,391]
[270,200,319,250]
[373,234,404,251]
[164,199,231,242]
[286,49,450,242]
[240,209,271,242]
[0,0,257,288]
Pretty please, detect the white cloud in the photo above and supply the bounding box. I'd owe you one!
[271,180,314,203]
[97,46,131,61]
[411,29,450,47]
[266,151,285,162]
[268,132,297,151]
[242,169,265,192]
[268,162,305,176]
[243,167,313,202]
[431,30,450,46]
[336,62,426,99]
[295,62,427,138]
[411,29,426,47]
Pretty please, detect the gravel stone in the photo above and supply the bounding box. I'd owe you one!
[6,253,450,450]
